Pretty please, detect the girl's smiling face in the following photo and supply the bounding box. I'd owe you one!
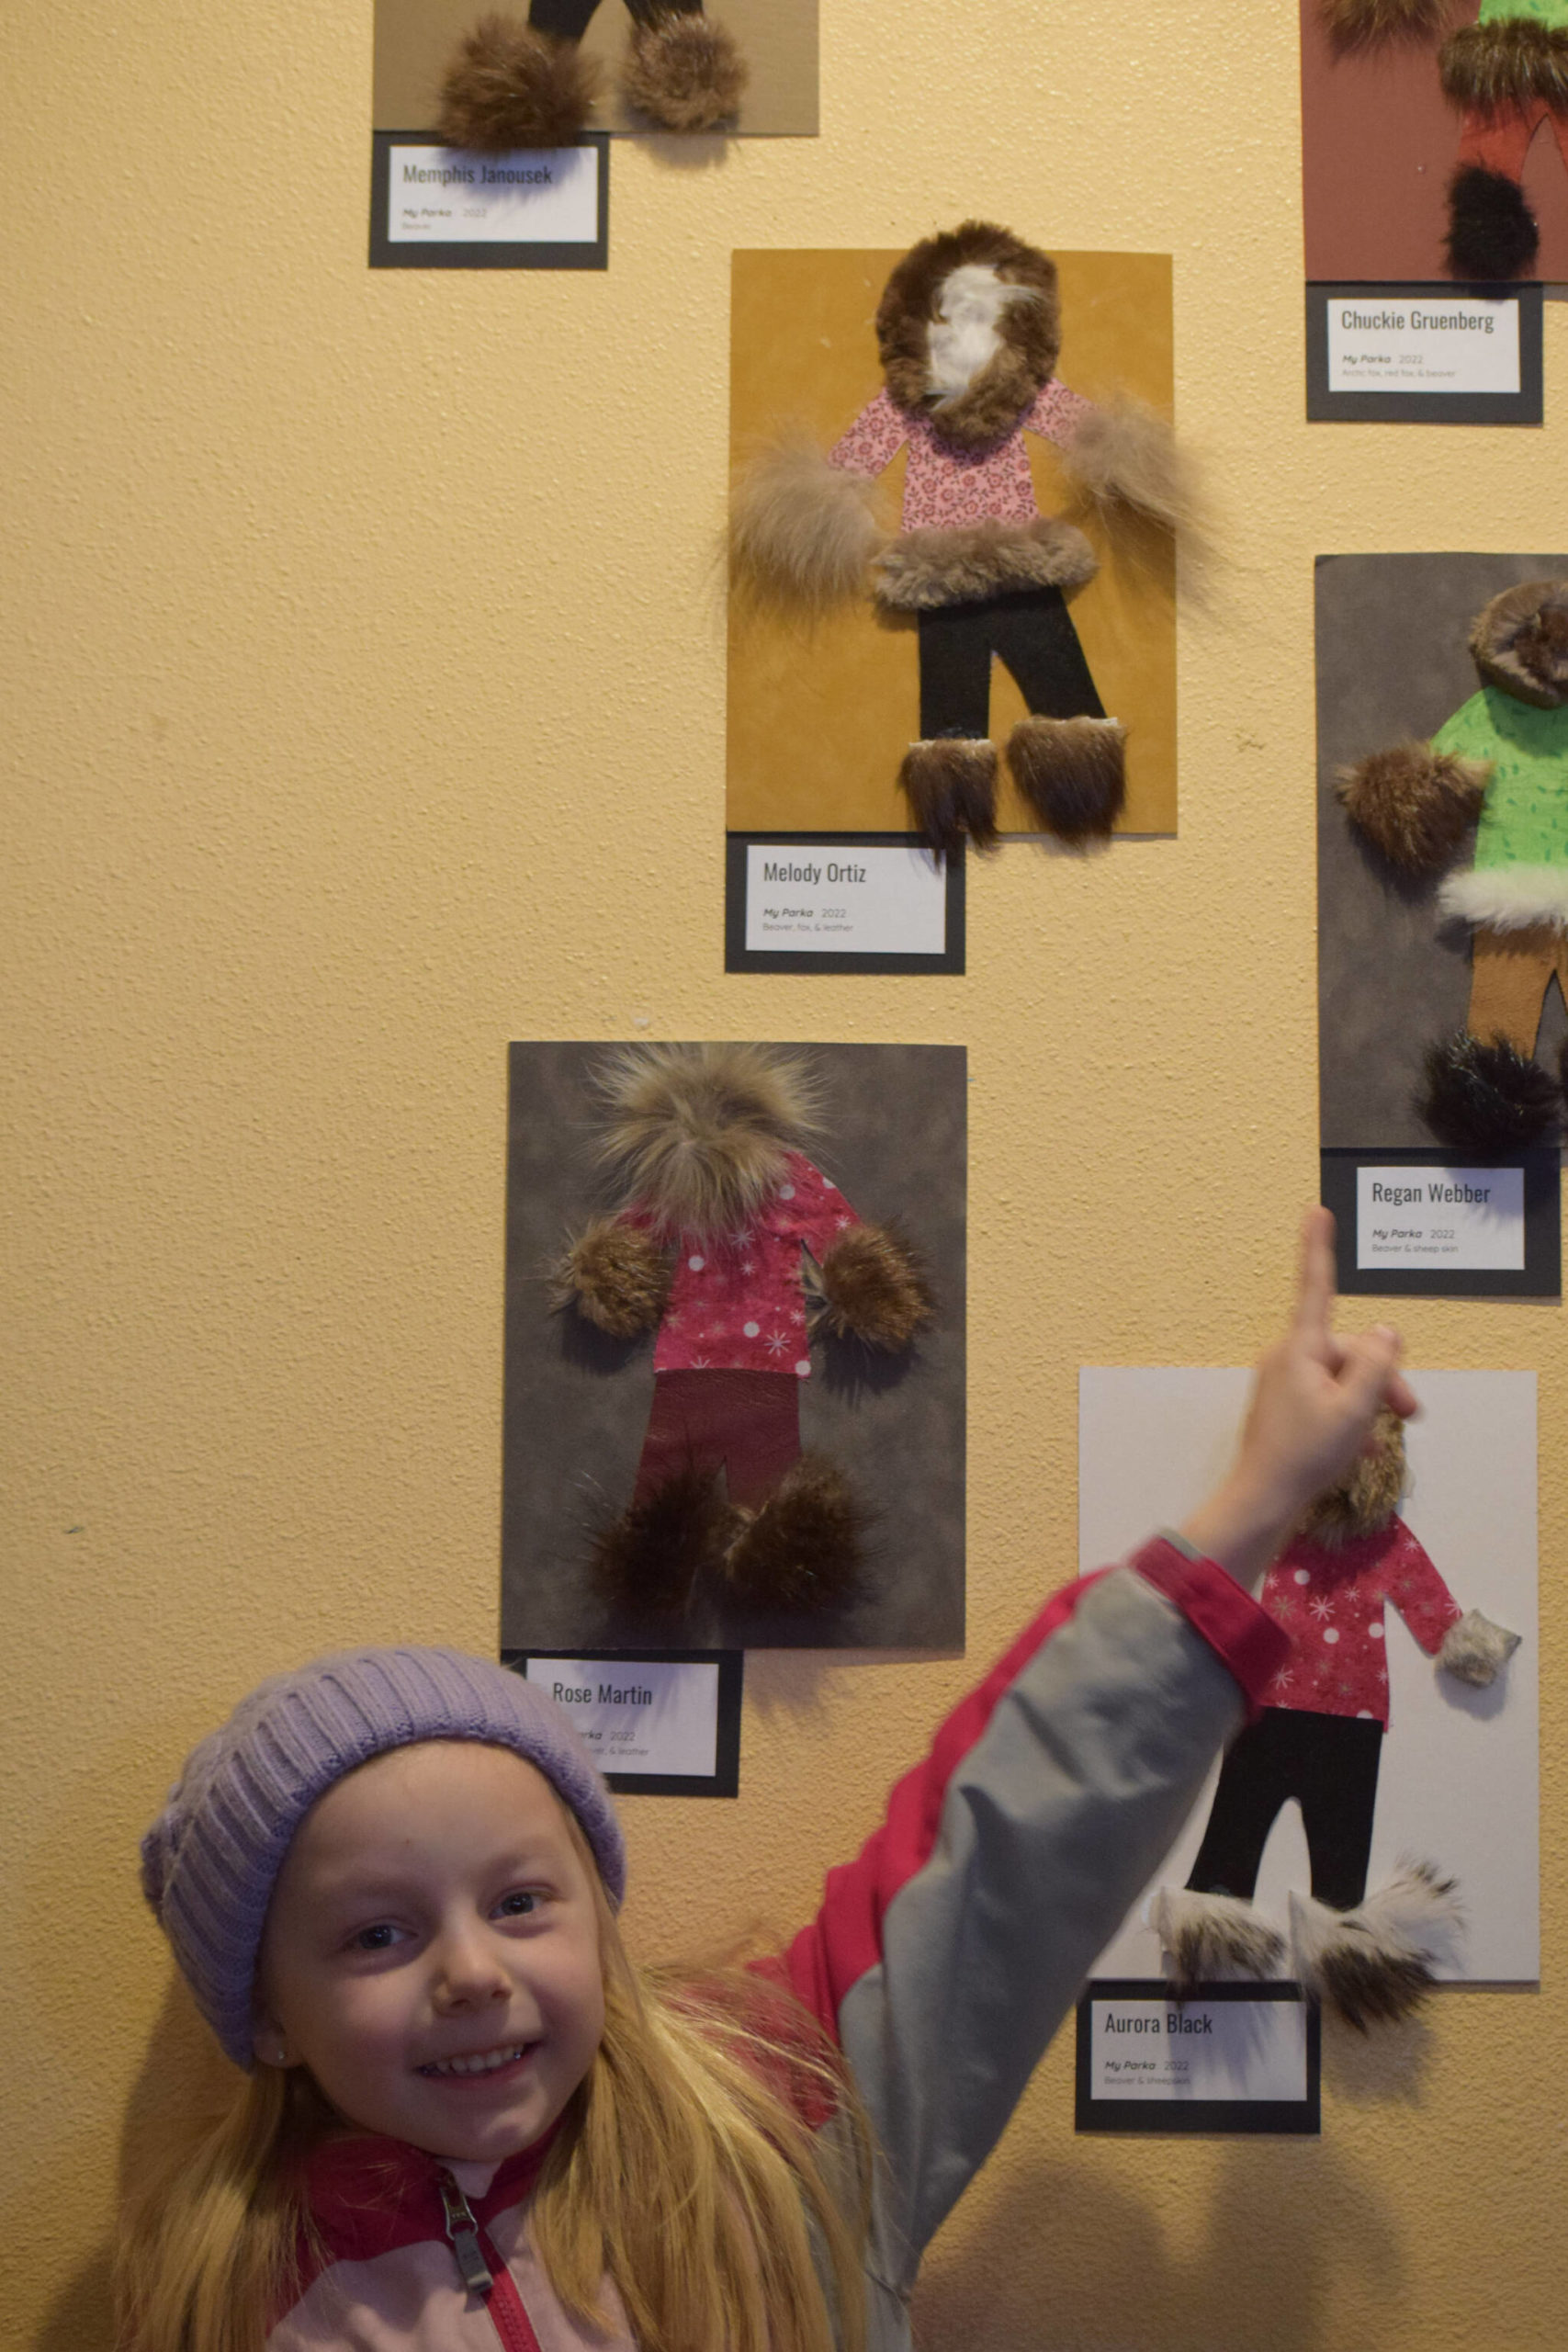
[254,1741,605,2163]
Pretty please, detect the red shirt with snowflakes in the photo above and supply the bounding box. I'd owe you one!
[630,1150,862,1380]
[1258,1519,1462,1728]
[828,381,1093,531]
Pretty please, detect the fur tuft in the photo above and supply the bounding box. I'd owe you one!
[811,1221,933,1351]
[1299,1408,1405,1547]
[723,1454,865,1611]
[1416,1030,1561,1149]
[1151,1888,1285,1998]
[1438,1606,1521,1687]
[1061,396,1201,537]
[898,738,999,857]
[1468,578,1568,708]
[436,17,601,151]
[1438,863,1568,931]
[729,436,885,615]
[1290,1863,1462,2030]
[1321,0,1450,48]
[876,223,1061,451]
[1445,164,1540,282]
[1440,19,1568,113]
[872,516,1097,611]
[1006,714,1126,844]
[593,1044,821,1238]
[1336,740,1488,870]
[623,11,748,131]
[591,1466,739,1620]
[549,1216,671,1338]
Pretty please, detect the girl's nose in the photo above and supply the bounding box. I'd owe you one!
[431,1922,512,2009]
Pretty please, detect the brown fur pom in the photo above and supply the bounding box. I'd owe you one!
[729,435,885,615]
[623,11,748,131]
[593,1044,820,1238]
[549,1216,671,1338]
[898,738,999,857]
[1060,397,1200,537]
[1336,740,1489,870]
[1006,715,1126,844]
[436,17,601,151]
[812,1221,933,1351]
[723,1455,864,1611]
[1440,18,1568,113]
[1469,580,1568,709]
[1299,1408,1405,1547]
[872,516,1097,612]
[1151,1889,1285,1999]
[1418,1030,1562,1150]
[1446,163,1540,281]
[876,222,1061,452]
[1321,0,1450,51]
[592,1466,738,1620]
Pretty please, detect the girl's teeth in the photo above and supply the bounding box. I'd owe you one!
[429,2046,524,2075]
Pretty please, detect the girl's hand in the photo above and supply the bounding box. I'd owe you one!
[1179,1208,1417,1589]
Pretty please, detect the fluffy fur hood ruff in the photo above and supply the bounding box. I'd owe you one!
[592,1043,821,1237]
[1469,578,1568,708]
[1297,1408,1405,1547]
[876,221,1062,452]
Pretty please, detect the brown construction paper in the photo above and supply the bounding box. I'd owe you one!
[727,248,1177,838]
[1301,0,1568,285]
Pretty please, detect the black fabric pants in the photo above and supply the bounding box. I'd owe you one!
[916,585,1104,741]
[1186,1706,1384,1912]
[530,0,701,37]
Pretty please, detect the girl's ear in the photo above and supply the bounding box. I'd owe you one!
[251,2006,296,2070]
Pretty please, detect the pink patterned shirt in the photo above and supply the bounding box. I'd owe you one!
[632,1151,863,1379]
[1258,1519,1462,1728]
[828,381,1092,531]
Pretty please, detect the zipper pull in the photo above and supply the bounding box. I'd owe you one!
[437,2168,494,2299]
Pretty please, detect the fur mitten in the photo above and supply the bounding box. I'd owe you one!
[1438,1607,1522,1687]
[1006,714,1126,843]
[591,1465,739,1620]
[1320,0,1449,50]
[623,8,748,132]
[729,437,886,616]
[550,1216,671,1337]
[437,17,602,151]
[1417,1030,1561,1149]
[1446,164,1540,282]
[810,1221,933,1351]
[1289,1862,1462,2030]
[1060,397,1201,537]
[722,1455,864,1611]
[897,738,999,856]
[1336,741,1489,871]
[1150,1888,1285,1998]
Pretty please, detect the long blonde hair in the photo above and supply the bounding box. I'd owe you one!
[117,1872,870,2352]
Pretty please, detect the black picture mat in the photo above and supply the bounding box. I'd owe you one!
[501,1648,743,1797]
[724,832,965,975]
[1075,1980,1321,2138]
[1305,283,1542,424]
[369,131,609,269]
[1321,1147,1561,1299]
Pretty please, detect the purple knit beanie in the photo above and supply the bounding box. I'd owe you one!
[141,1646,626,2070]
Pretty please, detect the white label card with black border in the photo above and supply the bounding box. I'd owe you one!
[1357,1164,1525,1272]
[1077,1981,1320,2135]
[504,1650,742,1795]
[369,134,608,270]
[1305,283,1541,425]
[745,843,944,956]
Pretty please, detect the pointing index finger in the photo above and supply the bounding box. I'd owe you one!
[1293,1206,1337,1346]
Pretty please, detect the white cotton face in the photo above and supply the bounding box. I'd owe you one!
[925,264,1036,397]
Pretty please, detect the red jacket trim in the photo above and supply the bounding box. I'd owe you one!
[1128,1536,1292,1718]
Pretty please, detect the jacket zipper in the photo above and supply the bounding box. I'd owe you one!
[437,2170,544,2352]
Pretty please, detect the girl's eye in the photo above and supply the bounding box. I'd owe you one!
[495,1891,539,1918]
[352,1923,400,1951]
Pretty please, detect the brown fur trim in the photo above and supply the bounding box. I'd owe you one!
[1469,579,1568,709]
[1419,1029,1562,1150]
[1005,715,1126,843]
[872,516,1098,612]
[1321,0,1450,51]
[729,435,886,614]
[593,1044,821,1238]
[812,1220,933,1350]
[623,12,748,131]
[897,738,998,858]
[1440,18,1568,113]
[1298,1408,1405,1547]
[1336,740,1489,869]
[875,222,1061,452]
[1060,396,1199,537]
[722,1454,865,1611]
[1438,1606,1521,1687]
[1151,1889,1285,1999]
[436,17,601,151]
[549,1215,671,1338]
[591,1465,738,1620]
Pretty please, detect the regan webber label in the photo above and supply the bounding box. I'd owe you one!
[1357,1166,1525,1272]
[744,845,946,956]
[1326,297,1519,396]
[388,144,599,244]
[521,1657,718,1778]
[1089,1998,1307,2104]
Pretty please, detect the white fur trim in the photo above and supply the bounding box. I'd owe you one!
[1439,864,1568,931]
[926,264,1041,398]
[1438,1607,1521,1687]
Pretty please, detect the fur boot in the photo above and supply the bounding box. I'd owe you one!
[810,1220,933,1351]
[592,1043,821,1237]
[437,17,602,151]
[1445,164,1540,282]
[723,1454,864,1611]
[1320,0,1449,50]
[1150,1888,1285,1998]
[1417,1029,1561,1149]
[728,436,885,615]
[1289,1863,1462,2030]
[591,1464,739,1620]
[1335,740,1489,871]
[1060,397,1200,537]
[1006,714,1126,843]
[1438,1607,1522,1688]
[549,1216,671,1337]
[623,8,748,132]
[898,738,999,857]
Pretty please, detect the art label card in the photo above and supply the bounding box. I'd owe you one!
[725,835,963,975]
[1306,284,1542,424]
[505,1651,742,1795]
[1076,1982,1320,2136]
[370,133,608,268]
[1320,1148,1559,1297]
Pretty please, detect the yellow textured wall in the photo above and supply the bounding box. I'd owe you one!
[5,4,1564,2346]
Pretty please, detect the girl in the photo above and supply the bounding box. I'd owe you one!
[122,1212,1412,2352]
